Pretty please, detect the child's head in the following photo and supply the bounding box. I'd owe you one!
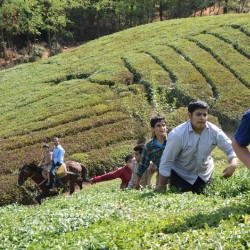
[125,154,133,168]
[150,115,166,128]
[133,144,144,162]
[42,143,50,151]
[150,115,167,138]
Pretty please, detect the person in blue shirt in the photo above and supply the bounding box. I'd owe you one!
[232,108,250,170]
[158,100,238,194]
[49,137,65,191]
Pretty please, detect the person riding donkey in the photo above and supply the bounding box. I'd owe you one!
[49,137,65,191]
[38,143,53,186]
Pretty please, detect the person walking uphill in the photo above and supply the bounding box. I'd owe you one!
[135,115,167,190]
[128,144,157,189]
[232,108,250,170]
[158,100,238,194]
[90,154,133,190]
[49,137,65,191]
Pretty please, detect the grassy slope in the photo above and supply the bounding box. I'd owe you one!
[0,13,249,204]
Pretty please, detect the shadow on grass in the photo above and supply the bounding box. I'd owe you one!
[162,203,250,234]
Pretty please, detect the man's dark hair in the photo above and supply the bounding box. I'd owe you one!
[150,115,166,128]
[188,100,210,114]
[133,144,145,154]
[125,154,133,163]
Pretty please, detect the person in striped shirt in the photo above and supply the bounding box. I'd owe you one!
[135,115,167,190]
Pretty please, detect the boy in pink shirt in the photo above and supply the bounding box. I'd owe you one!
[90,154,133,189]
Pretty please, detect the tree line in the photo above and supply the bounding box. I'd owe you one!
[0,0,249,56]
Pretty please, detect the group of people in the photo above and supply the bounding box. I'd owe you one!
[39,100,249,194]
[90,100,250,194]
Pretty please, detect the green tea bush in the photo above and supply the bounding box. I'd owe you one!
[204,26,250,59]
[204,168,250,198]
[0,173,249,248]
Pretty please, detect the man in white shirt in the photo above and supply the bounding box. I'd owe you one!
[158,100,238,194]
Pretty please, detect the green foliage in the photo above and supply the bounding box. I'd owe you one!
[0,160,249,249]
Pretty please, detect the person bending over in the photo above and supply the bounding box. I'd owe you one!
[158,100,238,194]
[90,154,133,190]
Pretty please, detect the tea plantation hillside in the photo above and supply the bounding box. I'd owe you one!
[0,13,249,205]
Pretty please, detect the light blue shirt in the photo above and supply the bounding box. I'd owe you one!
[159,121,237,184]
[52,145,65,164]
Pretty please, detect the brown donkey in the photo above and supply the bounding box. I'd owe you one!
[18,161,89,204]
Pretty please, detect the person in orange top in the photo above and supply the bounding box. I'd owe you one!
[90,154,133,189]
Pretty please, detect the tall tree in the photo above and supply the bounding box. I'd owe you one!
[39,0,84,53]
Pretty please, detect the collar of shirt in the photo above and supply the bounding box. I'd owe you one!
[153,136,167,148]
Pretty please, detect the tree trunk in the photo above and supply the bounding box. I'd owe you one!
[159,3,163,21]
[48,30,51,52]
[224,0,229,13]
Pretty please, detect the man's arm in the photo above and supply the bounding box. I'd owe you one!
[232,139,250,170]
[134,176,141,190]
[135,147,151,189]
[57,147,65,164]
[156,175,169,192]
[216,131,238,177]
[128,160,136,189]
[157,133,182,191]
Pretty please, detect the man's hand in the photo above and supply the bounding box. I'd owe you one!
[222,157,238,178]
[155,185,166,192]
[135,176,141,190]
[222,165,237,178]
[155,175,169,192]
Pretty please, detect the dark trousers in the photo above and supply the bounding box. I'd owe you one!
[170,170,210,194]
[49,162,58,188]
